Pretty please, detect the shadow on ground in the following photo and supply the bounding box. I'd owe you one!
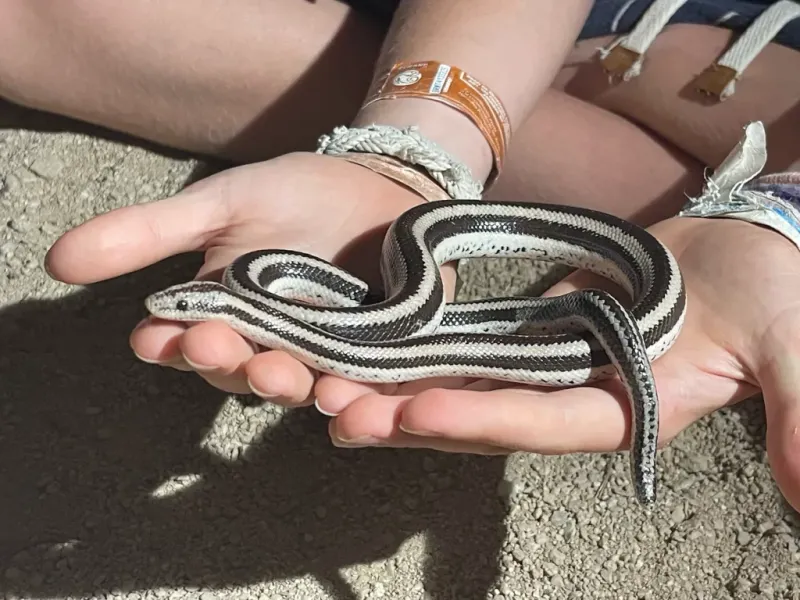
[0,255,509,600]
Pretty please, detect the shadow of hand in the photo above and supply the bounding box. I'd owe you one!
[0,256,508,600]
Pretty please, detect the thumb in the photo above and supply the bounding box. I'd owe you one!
[759,335,800,513]
[45,179,230,285]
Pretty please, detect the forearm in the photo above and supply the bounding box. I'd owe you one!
[351,0,593,183]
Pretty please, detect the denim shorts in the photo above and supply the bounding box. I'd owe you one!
[347,0,800,52]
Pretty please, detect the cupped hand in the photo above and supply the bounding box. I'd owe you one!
[45,152,437,404]
[314,215,800,510]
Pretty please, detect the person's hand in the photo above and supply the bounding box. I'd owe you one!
[46,152,444,405]
[313,215,800,511]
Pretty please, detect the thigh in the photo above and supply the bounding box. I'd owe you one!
[0,0,385,160]
[556,24,800,172]
[486,87,706,226]
[491,21,799,224]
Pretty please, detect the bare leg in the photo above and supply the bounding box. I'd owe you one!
[485,88,705,225]
[0,0,385,161]
[488,25,800,224]
[557,25,800,172]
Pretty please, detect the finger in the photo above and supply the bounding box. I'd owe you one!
[314,377,397,415]
[758,331,800,513]
[245,350,318,407]
[313,374,481,416]
[132,315,316,400]
[130,316,192,369]
[134,318,253,395]
[326,383,631,455]
[130,317,253,390]
[396,386,632,455]
[176,320,258,394]
[395,377,484,395]
[45,181,229,284]
[328,393,511,454]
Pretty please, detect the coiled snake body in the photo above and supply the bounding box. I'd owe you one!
[145,200,686,505]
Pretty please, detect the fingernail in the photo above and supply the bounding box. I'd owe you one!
[43,256,57,280]
[398,423,437,437]
[246,377,280,399]
[314,398,340,417]
[333,435,383,447]
[183,355,218,373]
[132,349,163,365]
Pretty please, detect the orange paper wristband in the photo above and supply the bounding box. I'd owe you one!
[361,60,512,184]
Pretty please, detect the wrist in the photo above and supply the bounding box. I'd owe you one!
[351,97,494,185]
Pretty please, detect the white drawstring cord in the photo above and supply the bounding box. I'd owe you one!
[598,0,688,80]
[597,0,800,99]
[694,0,800,99]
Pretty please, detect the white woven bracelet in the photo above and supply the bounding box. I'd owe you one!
[316,124,484,200]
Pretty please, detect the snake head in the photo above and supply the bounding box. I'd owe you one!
[144,280,234,321]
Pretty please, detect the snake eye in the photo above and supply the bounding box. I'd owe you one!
[176,299,189,311]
